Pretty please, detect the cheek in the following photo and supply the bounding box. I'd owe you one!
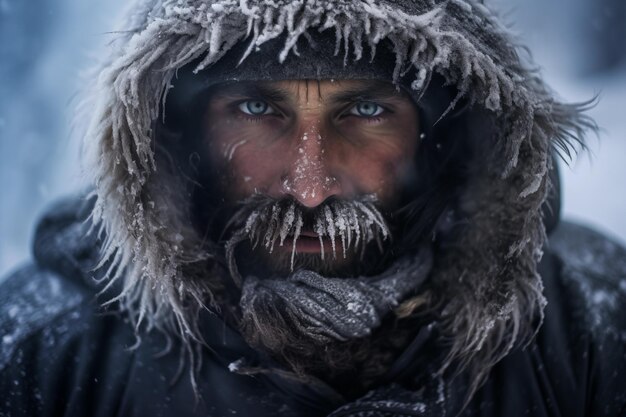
[205,118,287,199]
[332,126,419,200]
[227,148,284,194]
[345,144,415,197]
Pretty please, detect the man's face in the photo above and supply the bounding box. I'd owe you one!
[202,79,420,276]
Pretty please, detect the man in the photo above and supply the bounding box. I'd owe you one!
[1,0,625,416]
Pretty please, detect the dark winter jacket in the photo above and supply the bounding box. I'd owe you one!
[2,0,626,415]
[1,195,625,417]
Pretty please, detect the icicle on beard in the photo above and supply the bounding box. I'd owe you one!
[222,194,433,375]
[224,194,391,285]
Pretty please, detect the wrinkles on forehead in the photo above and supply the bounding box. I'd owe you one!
[207,79,410,108]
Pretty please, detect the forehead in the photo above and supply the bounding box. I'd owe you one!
[209,79,411,102]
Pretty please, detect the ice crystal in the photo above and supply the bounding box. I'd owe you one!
[226,195,390,274]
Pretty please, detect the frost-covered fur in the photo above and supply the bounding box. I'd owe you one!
[81,0,595,401]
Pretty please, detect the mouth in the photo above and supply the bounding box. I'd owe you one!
[277,229,340,256]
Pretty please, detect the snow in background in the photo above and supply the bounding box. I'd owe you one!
[492,0,626,246]
[0,0,625,278]
[0,0,125,278]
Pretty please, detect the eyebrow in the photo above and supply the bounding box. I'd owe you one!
[212,82,290,103]
[210,80,407,105]
[326,82,406,104]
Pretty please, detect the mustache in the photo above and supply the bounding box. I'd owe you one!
[223,194,391,285]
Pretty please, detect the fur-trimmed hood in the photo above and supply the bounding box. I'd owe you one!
[81,0,595,399]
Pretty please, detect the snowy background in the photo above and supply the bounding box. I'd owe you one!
[1,0,625,278]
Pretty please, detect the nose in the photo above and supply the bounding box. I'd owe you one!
[280,123,341,208]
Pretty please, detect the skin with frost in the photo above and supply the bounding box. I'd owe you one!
[204,79,420,275]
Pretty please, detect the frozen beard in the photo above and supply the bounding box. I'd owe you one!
[224,194,392,283]
[223,194,433,374]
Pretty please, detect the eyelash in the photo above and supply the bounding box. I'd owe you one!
[354,111,386,123]
[342,103,389,124]
[234,100,280,122]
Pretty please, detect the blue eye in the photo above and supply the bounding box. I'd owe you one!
[350,102,384,117]
[239,100,275,116]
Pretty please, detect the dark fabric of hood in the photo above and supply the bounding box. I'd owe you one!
[79,0,596,401]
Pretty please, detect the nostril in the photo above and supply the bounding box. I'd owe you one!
[281,173,341,208]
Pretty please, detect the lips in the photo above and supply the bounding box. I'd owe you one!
[278,229,334,254]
